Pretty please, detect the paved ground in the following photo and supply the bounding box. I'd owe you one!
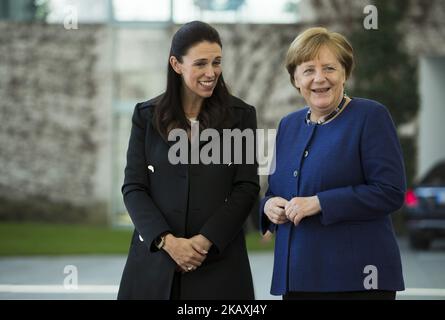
[0,237,444,300]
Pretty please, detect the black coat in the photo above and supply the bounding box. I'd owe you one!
[117,95,260,299]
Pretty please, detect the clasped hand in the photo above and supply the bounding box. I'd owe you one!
[162,234,212,273]
[264,196,321,226]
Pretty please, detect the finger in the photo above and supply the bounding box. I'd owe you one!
[276,197,289,207]
[191,242,208,255]
[184,265,195,272]
[284,206,291,217]
[277,214,288,223]
[271,212,285,223]
[293,213,304,226]
[274,217,287,225]
[284,205,292,217]
[270,217,280,224]
[184,260,201,269]
[273,210,287,220]
[271,212,279,219]
[189,254,205,265]
[272,207,285,216]
[287,206,297,221]
[267,214,277,224]
[266,212,279,223]
[181,265,190,272]
[284,202,291,211]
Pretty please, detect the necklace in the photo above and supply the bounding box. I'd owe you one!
[305,96,348,125]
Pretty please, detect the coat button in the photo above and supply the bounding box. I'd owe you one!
[139,235,144,242]
[304,150,309,158]
[147,165,154,173]
[293,170,298,177]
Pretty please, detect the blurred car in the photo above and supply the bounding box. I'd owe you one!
[404,160,445,250]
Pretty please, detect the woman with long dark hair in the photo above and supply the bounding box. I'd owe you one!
[118,21,259,300]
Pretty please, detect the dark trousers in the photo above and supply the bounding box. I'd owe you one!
[283,290,396,300]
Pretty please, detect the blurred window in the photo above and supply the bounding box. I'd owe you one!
[44,0,300,24]
[46,0,109,23]
[420,161,445,186]
[174,0,300,24]
[113,0,170,21]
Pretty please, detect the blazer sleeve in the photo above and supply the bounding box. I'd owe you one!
[259,188,276,235]
[317,104,407,225]
[122,104,171,251]
[199,106,260,253]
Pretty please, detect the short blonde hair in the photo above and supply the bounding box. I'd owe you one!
[285,27,354,87]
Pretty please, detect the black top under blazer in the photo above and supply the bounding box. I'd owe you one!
[117,95,260,299]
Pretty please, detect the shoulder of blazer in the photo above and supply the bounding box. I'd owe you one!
[135,95,161,122]
[229,95,256,129]
[230,95,256,114]
[134,95,256,125]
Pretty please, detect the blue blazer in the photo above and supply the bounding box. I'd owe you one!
[260,98,406,295]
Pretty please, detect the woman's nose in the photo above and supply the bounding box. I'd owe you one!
[205,66,216,78]
[313,69,326,82]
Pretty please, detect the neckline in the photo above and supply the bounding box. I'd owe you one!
[305,96,350,126]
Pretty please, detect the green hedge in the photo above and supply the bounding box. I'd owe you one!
[0,223,273,256]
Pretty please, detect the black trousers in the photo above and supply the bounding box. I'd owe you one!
[283,290,396,300]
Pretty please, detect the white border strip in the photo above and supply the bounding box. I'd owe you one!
[398,288,445,297]
[0,285,445,297]
[0,285,118,294]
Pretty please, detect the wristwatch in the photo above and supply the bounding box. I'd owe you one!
[155,233,168,250]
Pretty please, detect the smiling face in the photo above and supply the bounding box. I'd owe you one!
[170,41,222,101]
[293,45,346,118]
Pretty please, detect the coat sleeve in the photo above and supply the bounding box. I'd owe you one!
[258,118,285,235]
[317,104,407,225]
[122,104,171,251]
[199,106,260,253]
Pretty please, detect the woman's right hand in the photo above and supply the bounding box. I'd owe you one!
[162,234,206,272]
[264,197,289,224]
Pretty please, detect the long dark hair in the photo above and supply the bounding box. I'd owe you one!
[154,21,232,140]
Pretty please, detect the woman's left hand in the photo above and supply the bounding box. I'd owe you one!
[285,196,321,226]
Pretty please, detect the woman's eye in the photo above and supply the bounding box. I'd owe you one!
[304,69,314,74]
[213,61,221,66]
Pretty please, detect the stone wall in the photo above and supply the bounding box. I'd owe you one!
[0,22,112,224]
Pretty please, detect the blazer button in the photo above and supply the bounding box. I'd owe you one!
[304,150,309,158]
[147,165,154,173]
[293,170,298,177]
[139,235,144,242]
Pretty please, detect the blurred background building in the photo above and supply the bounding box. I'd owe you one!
[0,0,444,228]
